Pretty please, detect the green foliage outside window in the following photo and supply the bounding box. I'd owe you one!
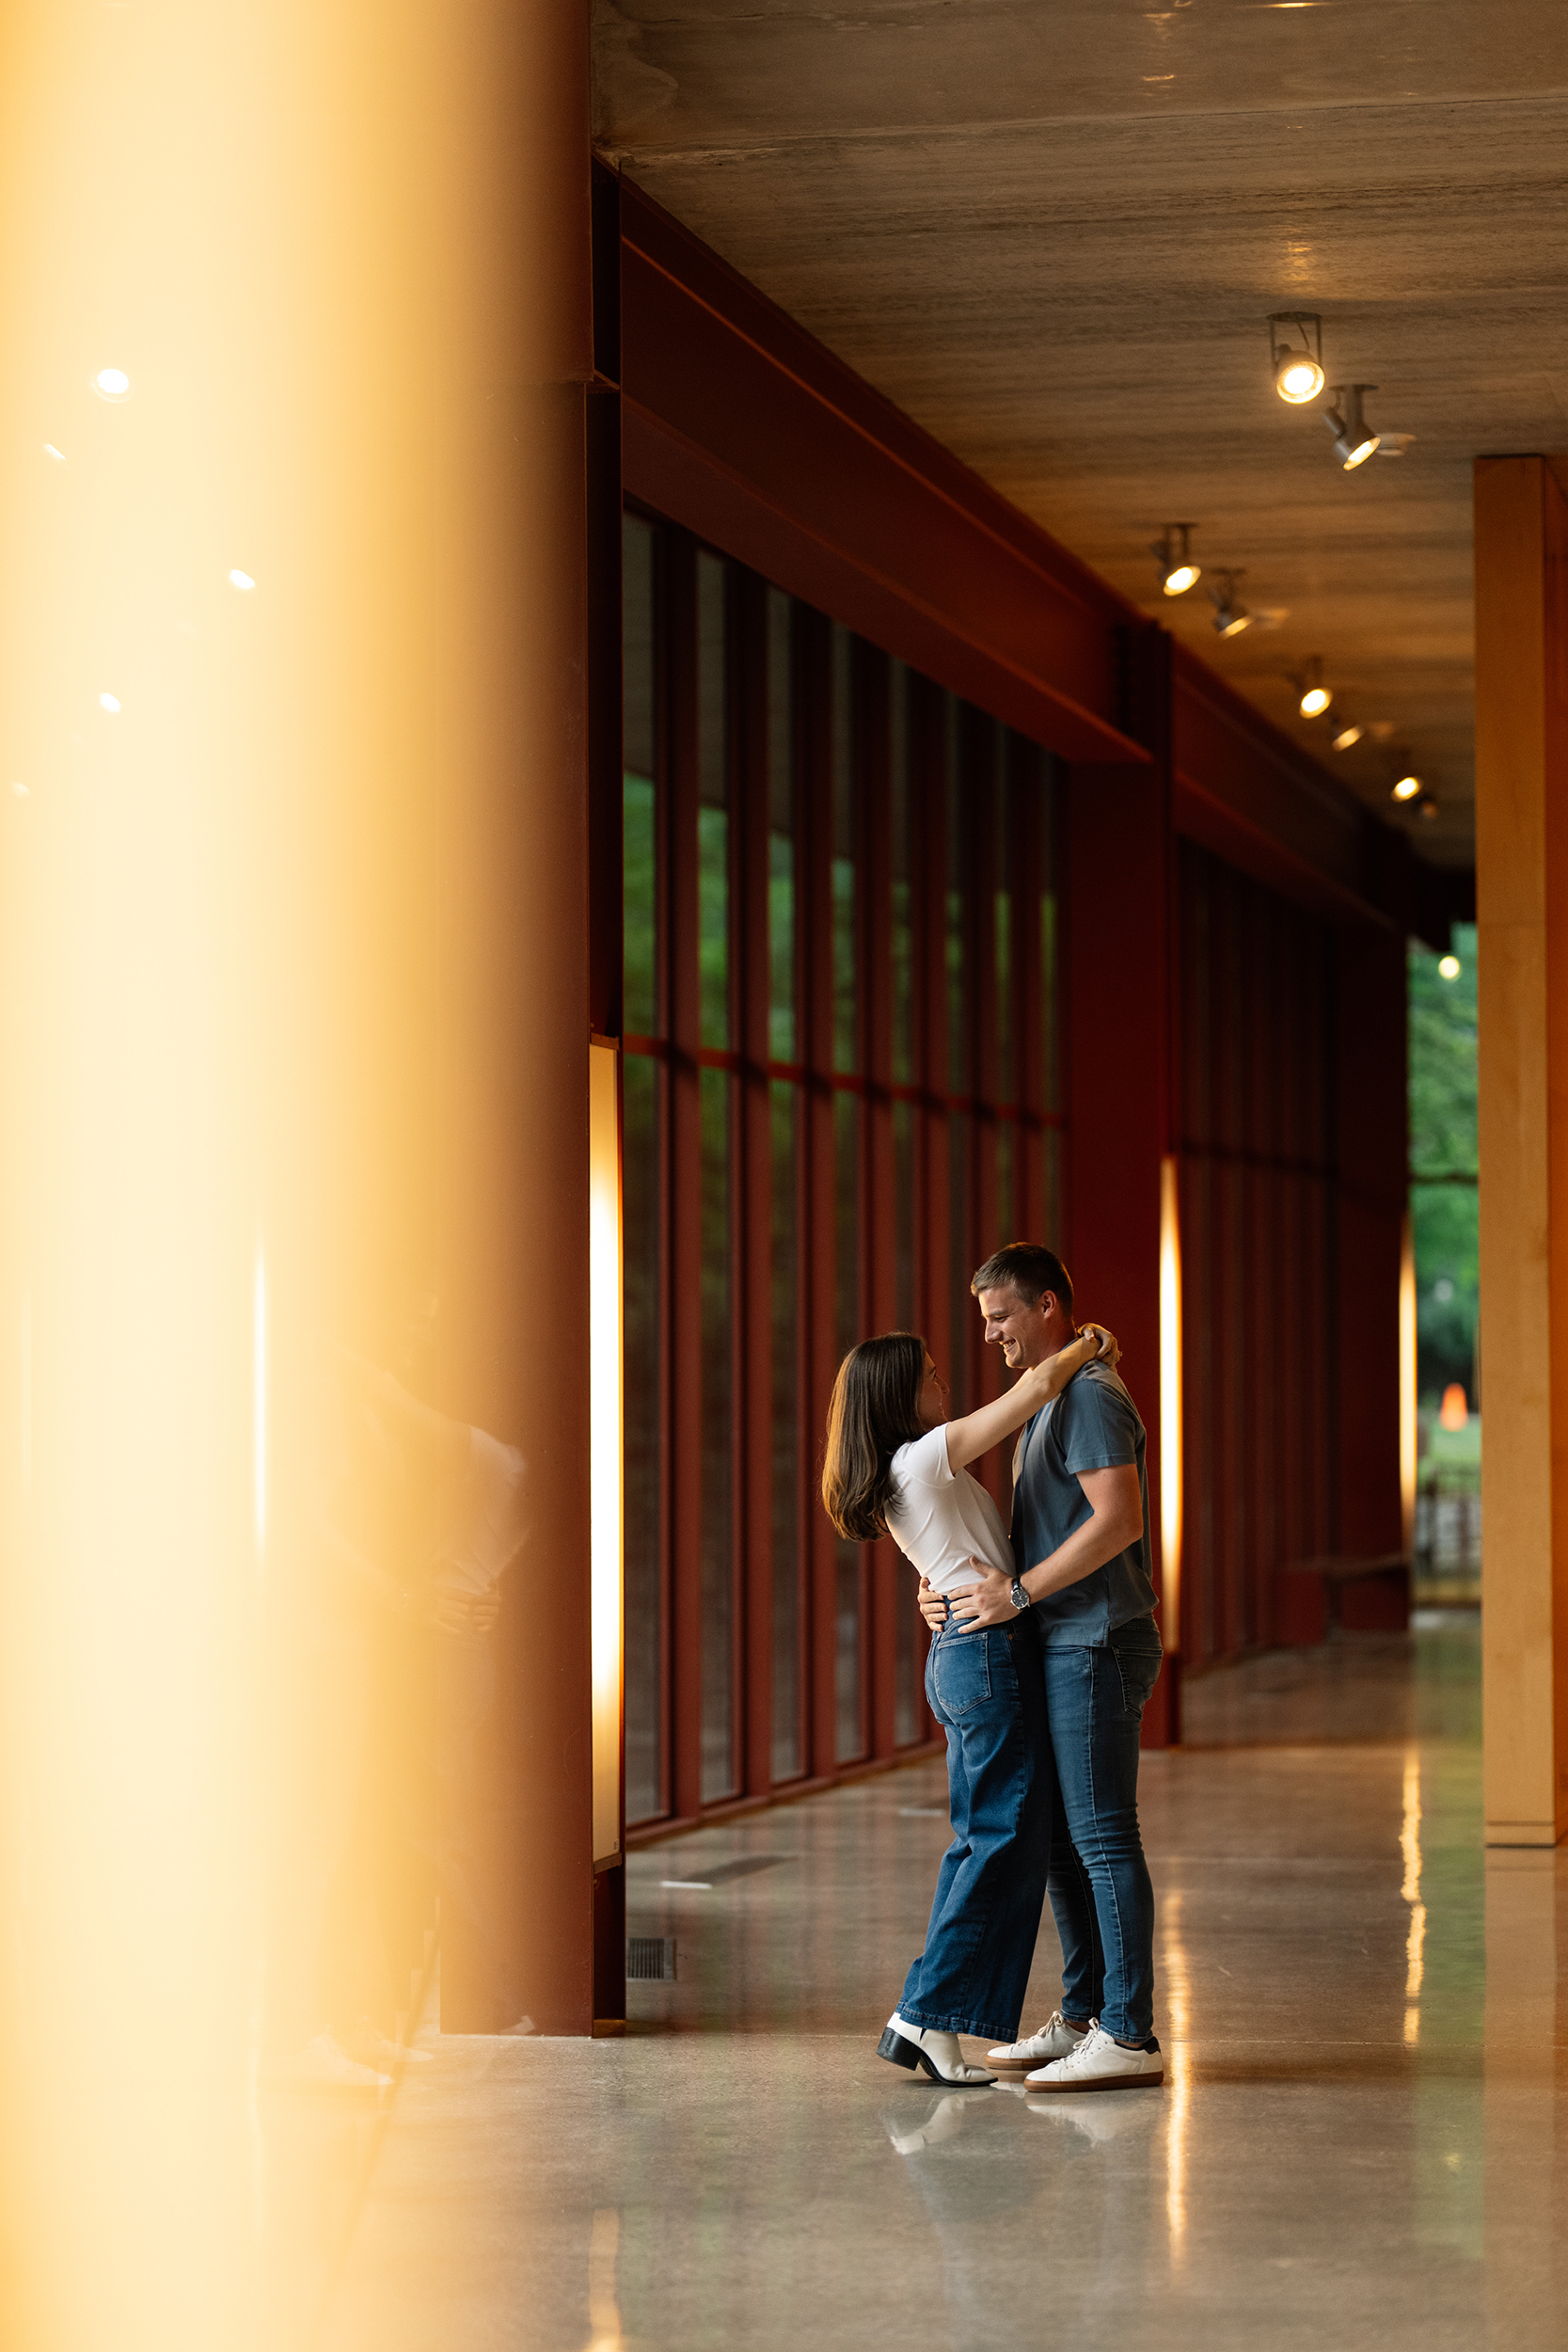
[1408,924,1478,1407]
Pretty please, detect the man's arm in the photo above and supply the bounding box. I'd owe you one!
[943,1464,1145,1628]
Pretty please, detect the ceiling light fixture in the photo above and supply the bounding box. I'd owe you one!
[1323,383,1380,469]
[1391,774,1421,802]
[1152,522,1201,596]
[1296,657,1332,718]
[1208,568,1254,637]
[1332,723,1364,751]
[1268,311,1325,405]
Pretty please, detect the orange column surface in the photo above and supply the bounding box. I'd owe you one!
[0,3,596,2347]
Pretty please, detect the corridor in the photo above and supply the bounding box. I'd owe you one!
[321,1615,1562,2352]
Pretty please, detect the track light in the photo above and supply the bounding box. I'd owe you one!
[1268,311,1325,405]
[1332,723,1364,751]
[1296,657,1332,718]
[1391,774,1421,802]
[1323,384,1380,469]
[1152,523,1201,596]
[1208,569,1254,637]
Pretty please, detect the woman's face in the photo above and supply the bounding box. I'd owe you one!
[918,1353,948,1430]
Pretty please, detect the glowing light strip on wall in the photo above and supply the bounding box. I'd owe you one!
[1159,1155,1183,1649]
[589,1039,625,1867]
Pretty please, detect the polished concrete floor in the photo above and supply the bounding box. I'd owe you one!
[322,1617,1566,2351]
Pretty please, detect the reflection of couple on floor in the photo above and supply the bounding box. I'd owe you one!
[821,1241,1164,2096]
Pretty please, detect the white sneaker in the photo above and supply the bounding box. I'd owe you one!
[986,2010,1090,2071]
[1024,2023,1164,2092]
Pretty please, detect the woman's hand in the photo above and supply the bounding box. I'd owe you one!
[1030,1323,1116,1405]
[917,1575,948,1632]
[946,1561,1020,1628]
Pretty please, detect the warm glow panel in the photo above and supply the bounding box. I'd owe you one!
[589,1041,625,1868]
[1159,1155,1183,1651]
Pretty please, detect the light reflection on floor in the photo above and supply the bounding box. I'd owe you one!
[320,1616,1565,2352]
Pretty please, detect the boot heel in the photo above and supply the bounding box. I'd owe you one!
[877,2026,920,2071]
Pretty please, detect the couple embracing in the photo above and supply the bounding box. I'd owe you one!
[822,1242,1164,2095]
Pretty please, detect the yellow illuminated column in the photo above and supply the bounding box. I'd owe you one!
[1159,1154,1184,1650]
[589,1039,625,1869]
[0,1,594,2347]
[1473,455,1568,1846]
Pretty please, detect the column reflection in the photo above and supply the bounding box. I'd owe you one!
[1161,1883,1192,2265]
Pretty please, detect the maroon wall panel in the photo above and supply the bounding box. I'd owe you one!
[1064,758,1169,1683]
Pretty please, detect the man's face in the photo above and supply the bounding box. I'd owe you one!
[976,1284,1067,1374]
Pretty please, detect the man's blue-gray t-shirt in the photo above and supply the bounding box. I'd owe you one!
[1011,1359,1158,1646]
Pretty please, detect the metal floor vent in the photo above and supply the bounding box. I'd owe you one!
[626,1935,677,1982]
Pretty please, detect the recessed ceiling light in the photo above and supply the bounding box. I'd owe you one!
[1391,775,1421,802]
[229,569,256,591]
[1332,723,1364,751]
[93,367,132,403]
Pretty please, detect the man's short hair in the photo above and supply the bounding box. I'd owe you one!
[971,1243,1074,1314]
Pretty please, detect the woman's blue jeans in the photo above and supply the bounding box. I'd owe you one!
[1040,1620,1163,2045]
[897,1613,1053,2043]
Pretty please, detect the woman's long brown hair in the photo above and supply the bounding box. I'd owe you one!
[820,1331,929,1542]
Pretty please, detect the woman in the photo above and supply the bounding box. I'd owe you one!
[821,1322,1114,2087]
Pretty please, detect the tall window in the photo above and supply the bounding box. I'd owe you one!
[619,508,1062,1826]
[768,589,803,1782]
[622,514,663,1824]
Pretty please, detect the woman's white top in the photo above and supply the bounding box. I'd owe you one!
[883,1424,1015,1596]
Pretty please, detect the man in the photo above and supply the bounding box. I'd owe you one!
[920,1241,1164,2090]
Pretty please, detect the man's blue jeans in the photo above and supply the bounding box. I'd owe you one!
[1041,1618,1163,2045]
[898,1613,1053,2044]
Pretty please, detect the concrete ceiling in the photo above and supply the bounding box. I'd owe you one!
[594,0,1568,871]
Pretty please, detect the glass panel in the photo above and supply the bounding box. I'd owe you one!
[623,1053,663,1823]
[697,550,730,1054]
[891,662,913,1088]
[623,515,658,1039]
[1043,1124,1061,1248]
[994,737,1014,1108]
[768,588,795,1066]
[945,700,968,1096]
[832,625,857,1074]
[996,1120,1015,1248]
[1041,756,1060,1117]
[894,1096,915,1334]
[769,1079,802,1779]
[948,1110,972,1415]
[895,1578,919,1748]
[834,1088,863,1760]
[700,1066,736,1802]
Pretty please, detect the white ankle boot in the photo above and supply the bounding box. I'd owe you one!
[877,2011,995,2087]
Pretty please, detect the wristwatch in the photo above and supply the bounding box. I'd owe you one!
[1009,1579,1032,1615]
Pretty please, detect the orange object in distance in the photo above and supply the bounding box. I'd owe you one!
[1439,1384,1469,1432]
